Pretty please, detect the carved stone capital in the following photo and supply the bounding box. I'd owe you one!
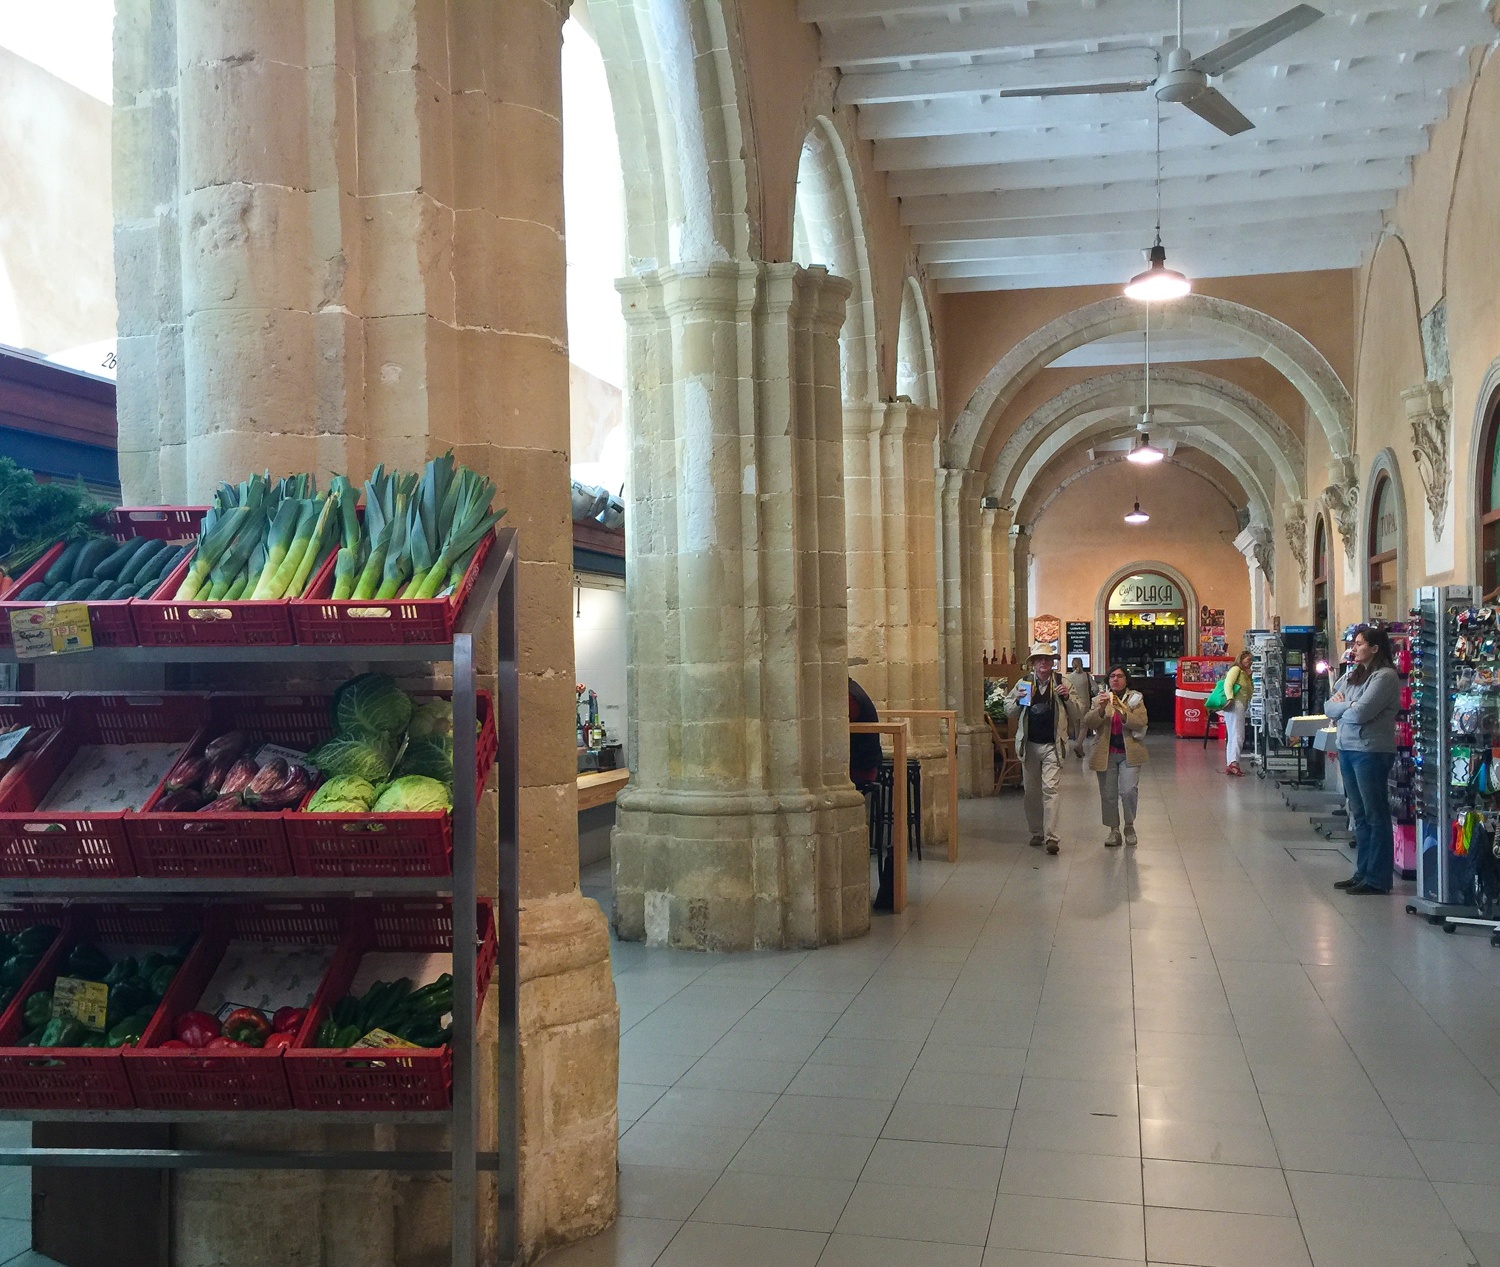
[1284,501,1309,589]
[1234,525,1275,594]
[1320,475,1361,566]
[1402,379,1452,540]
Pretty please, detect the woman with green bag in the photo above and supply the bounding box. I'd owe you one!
[1218,649,1255,776]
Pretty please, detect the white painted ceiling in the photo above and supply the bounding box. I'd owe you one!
[1048,330,1251,365]
[803,0,1497,291]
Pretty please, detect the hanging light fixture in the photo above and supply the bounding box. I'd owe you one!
[1125,102,1191,303]
[1128,302,1166,464]
[1125,501,1151,525]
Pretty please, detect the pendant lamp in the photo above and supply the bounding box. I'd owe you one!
[1126,106,1191,303]
[1125,501,1151,525]
[1128,303,1166,463]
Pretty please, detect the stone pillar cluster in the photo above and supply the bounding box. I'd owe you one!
[937,469,991,795]
[611,263,870,951]
[113,1,617,1261]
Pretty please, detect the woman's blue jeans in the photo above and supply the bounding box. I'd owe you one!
[1342,750,1396,890]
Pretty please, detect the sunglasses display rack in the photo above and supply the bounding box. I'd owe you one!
[1409,585,1483,923]
[1248,633,1290,776]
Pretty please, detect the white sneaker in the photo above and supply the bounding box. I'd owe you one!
[1105,829,1123,848]
[1123,826,1138,847]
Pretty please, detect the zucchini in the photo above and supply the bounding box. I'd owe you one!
[57,578,97,602]
[44,541,85,585]
[13,582,48,601]
[70,539,113,583]
[92,537,146,581]
[117,538,166,585]
[109,582,137,600]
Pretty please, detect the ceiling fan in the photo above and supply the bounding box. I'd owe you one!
[999,0,1325,136]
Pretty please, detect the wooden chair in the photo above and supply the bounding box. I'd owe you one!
[987,714,1024,792]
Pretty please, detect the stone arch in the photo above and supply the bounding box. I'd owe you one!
[987,367,1305,508]
[896,276,937,409]
[1361,448,1409,620]
[583,0,754,270]
[948,294,1353,470]
[1092,560,1200,670]
[1465,355,1500,586]
[1020,453,1242,524]
[1011,409,1275,530]
[792,116,878,404]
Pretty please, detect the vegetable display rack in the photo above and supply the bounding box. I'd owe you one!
[0,527,520,1267]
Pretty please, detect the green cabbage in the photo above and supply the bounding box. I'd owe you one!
[371,775,452,813]
[306,775,378,813]
[408,699,453,741]
[332,673,413,737]
[308,733,396,783]
[394,736,454,784]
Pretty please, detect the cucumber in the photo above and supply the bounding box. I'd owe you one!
[85,578,116,601]
[92,537,146,581]
[70,539,113,583]
[44,541,85,586]
[57,578,97,602]
[43,581,71,600]
[151,545,190,582]
[13,582,48,601]
[109,582,138,600]
[117,538,166,586]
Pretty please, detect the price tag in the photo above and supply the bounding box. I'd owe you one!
[9,604,93,659]
[51,977,109,1032]
[352,1027,421,1050]
[0,726,29,762]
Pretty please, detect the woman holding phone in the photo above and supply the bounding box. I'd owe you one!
[1083,666,1150,847]
[1325,626,1401,895]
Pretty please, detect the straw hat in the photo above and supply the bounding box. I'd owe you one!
[1028,642,1057,661]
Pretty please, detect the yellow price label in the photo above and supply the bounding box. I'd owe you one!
[51,977,110,1032]
[352,1027,422,1050]
[9,604,94,660]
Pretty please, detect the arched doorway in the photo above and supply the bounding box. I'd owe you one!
[1313,514,1331,641]
[1476,390,1500,600]
[1367,471,1400,619]
[1094,564,1197,721]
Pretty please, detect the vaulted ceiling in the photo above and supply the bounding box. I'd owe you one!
[803,0,1497,291]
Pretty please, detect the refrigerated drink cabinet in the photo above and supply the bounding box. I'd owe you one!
[1174,657,1232,738]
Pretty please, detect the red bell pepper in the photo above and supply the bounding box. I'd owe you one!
[222,1007,272,1047]
[261,1031,293,1052]
[205,1036,251,1051]
[174,1010,219,1049]
[271,1006,307,1035]
[159,1039,191,1050]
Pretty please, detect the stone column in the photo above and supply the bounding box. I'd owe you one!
[937,467,990,796]
[114,2,618,1261]
[1234,526,1274,631]
[612,263,869,951]
[980,503,1014,660]
[1010,522,1032,661]
[844,398,888,702]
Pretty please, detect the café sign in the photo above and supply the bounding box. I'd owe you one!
[1109,572,1182,611]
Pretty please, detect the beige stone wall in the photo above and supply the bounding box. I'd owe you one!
[112,2,617,1262]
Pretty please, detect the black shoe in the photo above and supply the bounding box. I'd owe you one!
[1346,882,1392,895]
[1333,877,1362,890]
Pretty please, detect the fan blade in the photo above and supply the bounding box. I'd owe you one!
[998,80,1152,98]
[1181,86,1255,136]
[1190,5,1324,76]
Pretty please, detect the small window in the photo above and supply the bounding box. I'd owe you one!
[1313,515,1329,637]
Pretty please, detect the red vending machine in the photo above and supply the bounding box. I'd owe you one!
[1175,657,1232,737]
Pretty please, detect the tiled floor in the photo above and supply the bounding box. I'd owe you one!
[0,1125,58,1267]
[554,737,1500,1267]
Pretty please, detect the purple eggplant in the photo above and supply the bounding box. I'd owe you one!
[200,793,243,813]
[219,756,259,799]
[202,731,248,763]
[254,765,313,809]
[164,753,208,792]
[243,757,290,806]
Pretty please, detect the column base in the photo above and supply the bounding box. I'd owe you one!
[611,789,870,950]
[956,723,991,798]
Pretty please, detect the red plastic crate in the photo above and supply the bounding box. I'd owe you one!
[290,528,496,646]
[133,549,295,648]
[124,901,347,1111]
[0,695,211,879]
[0,904,202,1111]
[0,695,71,809]
[285,898,496,1112]
[283,691,496,878]
[0,507,203,649]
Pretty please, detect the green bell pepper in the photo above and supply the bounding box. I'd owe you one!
[106,979,151,1028]
[22,991,51,1030]
[78,1033,106,1048]
[106,1016,148,1048]
[103,956,137,987]
[39,1017,84,1048]
[62,942,110,981]
[0,957,33,990]
[148,963,178,1001]
[12,925,57,957]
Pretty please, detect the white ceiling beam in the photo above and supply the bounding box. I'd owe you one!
[856,58,1470,138]
[929,240,1369,289]
[887,133,1423,197]
[919,210,1382,261]
[873,96,1444,169]
[897,154,1411,219]
[909,191,1393,242]
[817,1,1433,65]
[835,50,1159,105]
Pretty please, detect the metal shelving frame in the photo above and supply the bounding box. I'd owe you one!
[0,527,520,1267]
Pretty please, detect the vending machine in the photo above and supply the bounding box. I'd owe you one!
[1175,657,1232,738]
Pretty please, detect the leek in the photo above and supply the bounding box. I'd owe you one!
[174,504,249,600]
[375,489,413,600]
[257,500,319,599]
[287,494,336,597]
[330,475,363,599]
[250,498,303,599]
[408,469,505,600]
[223,567,250,601]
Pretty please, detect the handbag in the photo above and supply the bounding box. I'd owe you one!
[1205,679,1229,711]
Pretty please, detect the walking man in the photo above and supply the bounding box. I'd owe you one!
[1006,643,1082,854]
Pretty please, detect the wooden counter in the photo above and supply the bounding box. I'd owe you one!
[577,768,629,811]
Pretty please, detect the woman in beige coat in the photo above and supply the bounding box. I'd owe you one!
[1083,665,1149,847]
